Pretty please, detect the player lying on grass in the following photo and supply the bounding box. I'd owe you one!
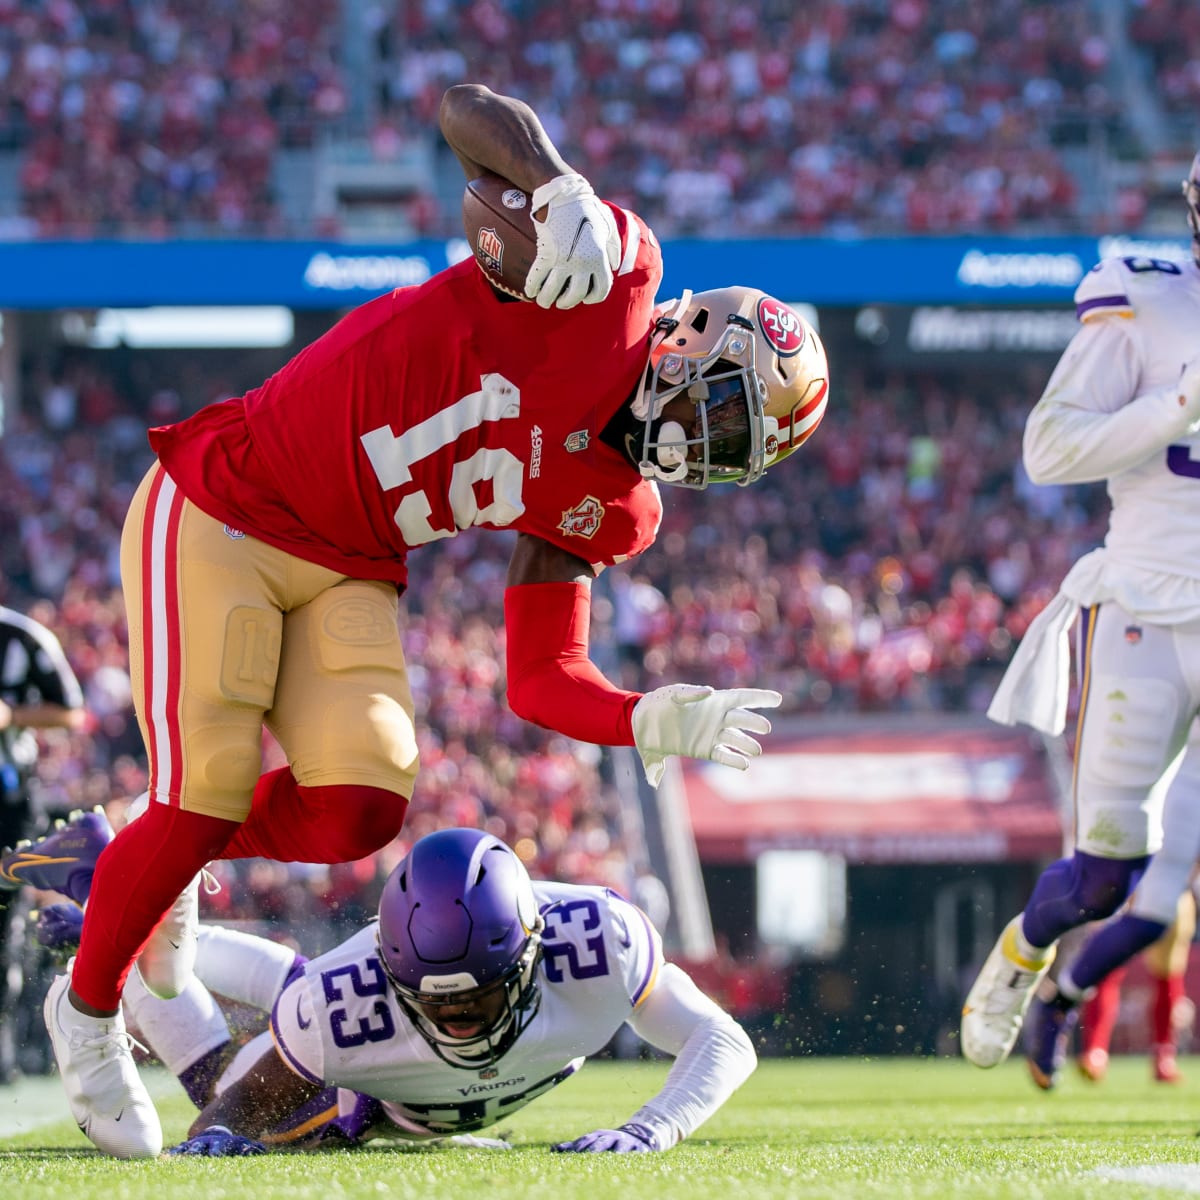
[20,815,756,1155]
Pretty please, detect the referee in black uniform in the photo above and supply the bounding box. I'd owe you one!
[0,604,86,1082]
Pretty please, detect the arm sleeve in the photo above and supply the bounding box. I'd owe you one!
[504,581,641,746]
[1023,317,1196,485]
[622,962,757,1149]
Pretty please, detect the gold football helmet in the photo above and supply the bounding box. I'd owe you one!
[634,286,829,488]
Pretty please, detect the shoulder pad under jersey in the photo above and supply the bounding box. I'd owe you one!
[1074,254,1185,324]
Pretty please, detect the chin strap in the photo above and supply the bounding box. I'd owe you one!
[638,419,689,483]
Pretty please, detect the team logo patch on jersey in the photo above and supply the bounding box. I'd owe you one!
[559,496,605,539]
[564,430,590,453]
[476,228,504,275]
[478,1068,499,1080]
[223,524,245,540]
[501,188,527,210]
[1124,625,1143,645]
[756,297,806,357]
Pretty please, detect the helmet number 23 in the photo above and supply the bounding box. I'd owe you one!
[360,372,527,546]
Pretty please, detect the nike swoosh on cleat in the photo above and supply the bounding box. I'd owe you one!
[2,854,80,880]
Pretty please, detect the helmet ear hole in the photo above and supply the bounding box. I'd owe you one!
[689,307,710,334]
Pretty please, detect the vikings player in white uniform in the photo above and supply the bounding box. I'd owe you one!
[114,828,756,1155]
[961,153,1200,1085]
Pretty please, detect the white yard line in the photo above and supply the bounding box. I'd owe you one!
[1093,1166,1200,1193]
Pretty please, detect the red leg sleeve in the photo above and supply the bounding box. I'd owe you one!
[1153,972,1185,1047]
[72,804,239,1011]
[1080,966,1126,1056]
[218,767,408,863]
[504,581,640,746]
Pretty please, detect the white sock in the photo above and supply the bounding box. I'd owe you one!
[1013,918,1052,963]
[1056,966,1084,1003]
[122,969,230,1076]
[194,925,300,1011]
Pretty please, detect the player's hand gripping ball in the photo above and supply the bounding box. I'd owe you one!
[463,172,539,300]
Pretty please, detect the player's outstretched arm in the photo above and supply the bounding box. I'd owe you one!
[504,537,781,786]
[439,83,618,308]
[553,962,757,1153]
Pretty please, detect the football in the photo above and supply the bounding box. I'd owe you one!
[462,171,538,300]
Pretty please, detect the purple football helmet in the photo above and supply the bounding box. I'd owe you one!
[376,829,543,1068]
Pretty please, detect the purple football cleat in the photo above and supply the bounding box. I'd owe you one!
[1024,983,1080,1091]
[0,806,114,904]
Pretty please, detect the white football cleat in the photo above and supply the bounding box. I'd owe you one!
[961,916,1055,1068]
[43,969,162,1158]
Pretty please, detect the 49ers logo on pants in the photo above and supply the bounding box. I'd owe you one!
[558,496,605,539]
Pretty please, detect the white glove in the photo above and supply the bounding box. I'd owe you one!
[631,684,783,788]
[524,173,620,310]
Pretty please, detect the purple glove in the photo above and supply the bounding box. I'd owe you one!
[34,903,84,957]
[552,1122,660,1153]
[167,1126,266,1157]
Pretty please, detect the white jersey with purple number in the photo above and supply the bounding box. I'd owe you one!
[268,882,661,1137]
[1027,255,1200,600]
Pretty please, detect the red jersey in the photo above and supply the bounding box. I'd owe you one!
[150,205,664,589]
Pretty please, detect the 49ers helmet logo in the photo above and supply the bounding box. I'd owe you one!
[756,297,806,357]
[558,496,605,539]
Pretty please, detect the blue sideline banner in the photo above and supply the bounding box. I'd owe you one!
[0,233,1188,309]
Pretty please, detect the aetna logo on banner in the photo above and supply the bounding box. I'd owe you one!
[956,249,1084,288]
[906,307,1078,354]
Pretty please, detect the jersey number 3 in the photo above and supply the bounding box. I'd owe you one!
[360,372,527,545]
[1167,445,1200,479]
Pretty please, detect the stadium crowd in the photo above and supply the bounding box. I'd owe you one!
[0,0,1156,239]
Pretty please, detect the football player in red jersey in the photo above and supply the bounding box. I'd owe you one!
[43,83,829,1158]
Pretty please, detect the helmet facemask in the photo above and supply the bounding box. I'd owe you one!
[378,921,543,1069]
[633,287,826,489]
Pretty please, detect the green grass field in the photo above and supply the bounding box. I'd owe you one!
[1,1057,1198,1199]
